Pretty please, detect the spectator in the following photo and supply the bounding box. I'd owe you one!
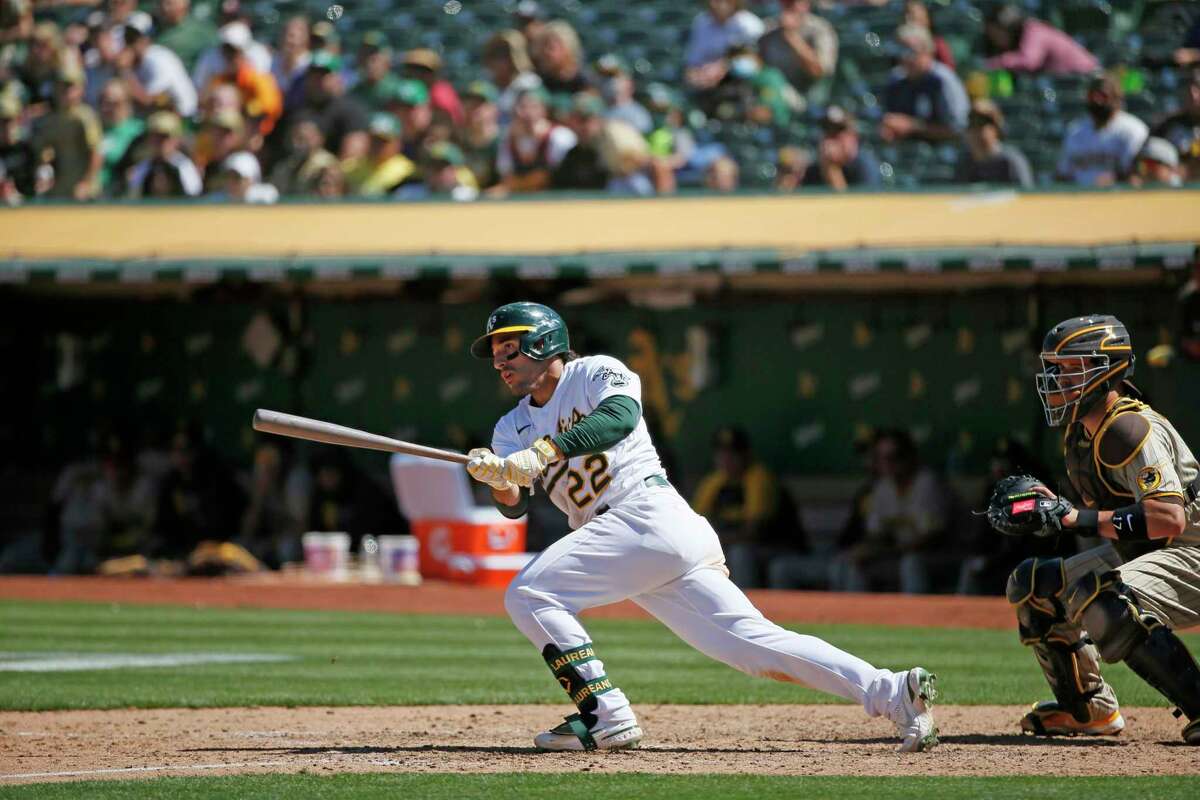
[271,15,311,108]
[829,429,951,594]
[193,108,244,187]
[983,4,1098,75]
[82,20,122,109]
[0,0,35,80]
[96,78,144,194]
[154,427,245,559]
[455,80,500,189]
[348,31,399,113]
[1056,74,1148,187]
[880,24,968,143]
[238,442,309,569]
[400,48,463,126]
[797,105,881,191]
[313,160,345,198]
[192,19,271,94]
[0,92,34,200]
[598,119,654,196]
[17,22,72,113]
[119,16,198,117]
[513,0,546,44]
[388,78,434,162]
[210,150,278,202]
[204,19,282,137]
[1133,137,1183,188]
[492,86,576,195]
[154,0,217,71]
[341,112,415,197]
[32,68,101,199]
[645,83,700,193]
[126,110,202,197]
[594,53,651,134]
[1175,16,1200,68]
[704,153,739,191]
[692,427,802,588]
[291,50,367,160]
[711,41,802,125]
[758,0,837,102]
[480,30,542,126]
[956,438,1068,595]
[903,1,954,70]
[954,98,1033,188]
[553,92,608,190]
[531,20,592,95]
[394,141,479,201]
[685,0,764,94]
[1151,72,1200,182]
[103,0,153,48]
[269,113,338,195]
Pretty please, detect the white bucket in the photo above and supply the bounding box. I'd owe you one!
[378,534,421,585]
[301,532,351,581]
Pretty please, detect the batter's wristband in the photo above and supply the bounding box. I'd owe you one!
[1073,509,1099,536]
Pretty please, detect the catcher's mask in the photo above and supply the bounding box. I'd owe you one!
[1036,315,1133,427]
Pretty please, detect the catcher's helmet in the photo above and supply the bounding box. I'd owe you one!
[1036,314,1134,427]
[469,301,570,360]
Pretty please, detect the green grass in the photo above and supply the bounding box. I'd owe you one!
[2,774,1199,800]
[2,600,1195,711]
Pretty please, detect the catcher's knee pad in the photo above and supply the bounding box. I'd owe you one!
[1067,571,1149,664]
[542,642,614,728]
[1007,557,1068,642]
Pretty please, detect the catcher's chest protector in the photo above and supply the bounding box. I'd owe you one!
[1063,398,1162,560]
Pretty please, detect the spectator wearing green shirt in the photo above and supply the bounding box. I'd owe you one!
[708,42,801,127]
[154,0,217,72]
[97,78,145,195]
[32,67,102,199]
[347,31,400,113]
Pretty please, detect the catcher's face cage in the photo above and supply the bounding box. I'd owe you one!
[1036,354,1110,426]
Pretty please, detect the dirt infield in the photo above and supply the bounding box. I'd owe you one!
[1,704,1195,784]
[3,577,1196,784]
[0,576,1016,629]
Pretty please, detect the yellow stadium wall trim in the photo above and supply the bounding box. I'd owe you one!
[3,190,1198,262]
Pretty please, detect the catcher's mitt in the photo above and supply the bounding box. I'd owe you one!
[985,474,1075,538]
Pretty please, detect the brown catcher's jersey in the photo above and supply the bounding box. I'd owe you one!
[1062,396,1200,553]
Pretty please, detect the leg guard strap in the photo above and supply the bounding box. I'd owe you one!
[562,713,596,751]
[542,642,615,729]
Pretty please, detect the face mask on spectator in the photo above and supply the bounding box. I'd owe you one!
[729,56,759,79]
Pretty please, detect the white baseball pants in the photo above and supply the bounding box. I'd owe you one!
[504,484,908,724]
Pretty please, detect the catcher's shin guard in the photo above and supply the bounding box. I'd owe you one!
[1008,558,1117,725]
[1071,574,1200,740]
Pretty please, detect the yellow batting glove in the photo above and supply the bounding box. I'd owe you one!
[502,438,561,487]
[466,447,516,491]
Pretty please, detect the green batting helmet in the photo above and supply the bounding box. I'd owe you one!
[470,301,570,360]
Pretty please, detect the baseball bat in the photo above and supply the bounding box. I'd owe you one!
[252,409,471,465]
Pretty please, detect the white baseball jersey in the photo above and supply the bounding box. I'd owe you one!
[491,355,663,530]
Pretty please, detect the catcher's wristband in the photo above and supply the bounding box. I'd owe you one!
[1109,504,1148,540]
[1072,508,1099,536]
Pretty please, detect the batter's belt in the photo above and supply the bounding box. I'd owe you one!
[594,474,671,517]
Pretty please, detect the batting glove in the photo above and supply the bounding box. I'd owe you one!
[467,448,516,492]
[502,439,561,487]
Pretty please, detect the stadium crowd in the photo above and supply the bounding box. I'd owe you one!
[1,0,1198,205]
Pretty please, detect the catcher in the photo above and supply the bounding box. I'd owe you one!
[987,314,1200,744]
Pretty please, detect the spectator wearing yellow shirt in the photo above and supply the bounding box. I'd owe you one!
[32,68,102,199]
[341,112,414,197]
[692,426,802,588]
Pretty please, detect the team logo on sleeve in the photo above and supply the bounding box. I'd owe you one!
[1136,465,1163,493]
[594,367,630,387]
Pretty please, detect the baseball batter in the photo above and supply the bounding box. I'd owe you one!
[990,315,1200,744]
[464,302,939,752]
